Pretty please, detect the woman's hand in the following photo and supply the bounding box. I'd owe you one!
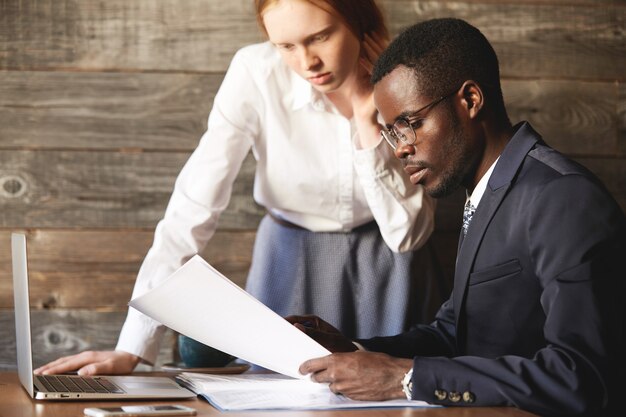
[352,32,389,149]
[34,350,141,376]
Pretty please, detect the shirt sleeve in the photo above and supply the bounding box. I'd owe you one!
[116,48,261,364]
[352,136,436,253]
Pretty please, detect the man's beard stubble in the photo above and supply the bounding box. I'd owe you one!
[427,114,478,199]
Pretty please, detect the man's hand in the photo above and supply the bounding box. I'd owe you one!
[300,352,413,401]
[34,350,141,376]
[285,315,358,352]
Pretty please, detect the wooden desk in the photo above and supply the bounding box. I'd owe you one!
[0,372,539,417]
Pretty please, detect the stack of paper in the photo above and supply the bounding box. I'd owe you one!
[176,372,434,411]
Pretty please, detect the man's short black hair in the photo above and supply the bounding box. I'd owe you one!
[372,18,508,123]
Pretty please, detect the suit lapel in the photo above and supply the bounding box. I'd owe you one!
[452,122,542,348]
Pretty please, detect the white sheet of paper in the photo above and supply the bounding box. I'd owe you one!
[129,255,331,379]
[176,373,436,411]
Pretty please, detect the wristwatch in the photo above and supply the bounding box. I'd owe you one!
[402,368,413,400]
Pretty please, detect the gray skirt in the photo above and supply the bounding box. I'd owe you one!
[245,214,446,339]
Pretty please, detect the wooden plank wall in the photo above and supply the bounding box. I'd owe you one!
[0,0,624,370]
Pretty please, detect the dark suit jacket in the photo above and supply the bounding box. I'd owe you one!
[360,122,625,416]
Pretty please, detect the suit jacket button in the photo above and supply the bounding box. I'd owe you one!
[434,389,447,401]
[463,391,476,403]
[448,391,461,403]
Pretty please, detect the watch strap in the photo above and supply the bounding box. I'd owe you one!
[401,368,413,400]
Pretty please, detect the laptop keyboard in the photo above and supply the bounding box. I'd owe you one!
[36,375,125,394]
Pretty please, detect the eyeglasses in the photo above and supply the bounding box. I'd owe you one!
[380,87,460,150]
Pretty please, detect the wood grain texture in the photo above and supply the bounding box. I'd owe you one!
[0,229,256,309]
[382,0,625,81]
[444,1,625,4]
[1,149,622,229]
[0,0,261,72]
[503,80,622,158]
[0,150,263,228]
[0,71,222,150]
[618,82,626,156]
[1,72,621,157]
[0,309,176,371]
[1,0,623,80]
[0,227,460,309]
[0,115,464,232]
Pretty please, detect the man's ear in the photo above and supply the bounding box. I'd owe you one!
[460,81,484,119]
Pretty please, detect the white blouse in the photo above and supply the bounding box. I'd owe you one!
[116,42,435,364]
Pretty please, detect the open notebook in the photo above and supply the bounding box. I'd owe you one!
[176,372,436,411]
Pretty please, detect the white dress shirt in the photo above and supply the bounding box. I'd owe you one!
[116,42,435,364]
[466,157,500,209]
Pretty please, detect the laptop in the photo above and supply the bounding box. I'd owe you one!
[11,232,195,400]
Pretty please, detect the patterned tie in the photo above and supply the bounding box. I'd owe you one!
[462,200,476,236]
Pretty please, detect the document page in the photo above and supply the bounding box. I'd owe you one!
[129,255,331,379]
[176,373,436,411]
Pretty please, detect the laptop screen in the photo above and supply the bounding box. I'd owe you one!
[12,233,35,398]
